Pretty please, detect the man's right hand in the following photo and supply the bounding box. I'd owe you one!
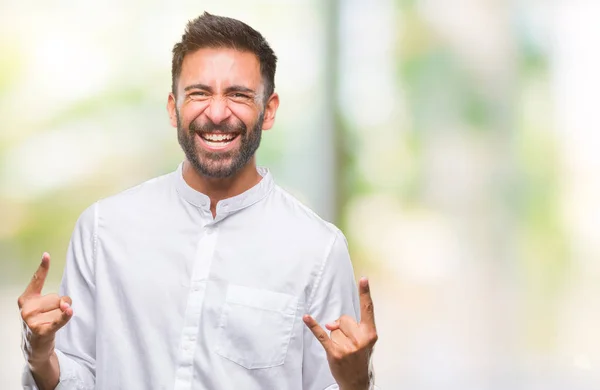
[18,252,72,390]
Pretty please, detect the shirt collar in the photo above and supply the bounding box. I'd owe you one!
[174,162,274,219]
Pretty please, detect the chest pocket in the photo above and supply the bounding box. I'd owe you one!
[215,284,298,369]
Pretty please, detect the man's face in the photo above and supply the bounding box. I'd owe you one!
[169,48,275,178]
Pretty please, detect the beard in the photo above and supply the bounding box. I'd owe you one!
[177,111,263,179]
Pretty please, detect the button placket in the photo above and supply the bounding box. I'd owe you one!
[173,223,219,390]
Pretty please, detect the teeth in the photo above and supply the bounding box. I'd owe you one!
[205,140,232,147]
[202,133,235,142]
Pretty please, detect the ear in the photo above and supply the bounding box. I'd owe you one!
[167,93,178,128]
[261,93,280,131]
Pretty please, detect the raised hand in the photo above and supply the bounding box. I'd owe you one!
[18,253,73,365]
[303,277,378,390]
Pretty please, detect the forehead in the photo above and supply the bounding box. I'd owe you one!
[179,47,261,88]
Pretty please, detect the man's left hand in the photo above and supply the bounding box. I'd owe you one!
[303,277,378,390]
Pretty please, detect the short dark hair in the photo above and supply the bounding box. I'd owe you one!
[171,12,277,102]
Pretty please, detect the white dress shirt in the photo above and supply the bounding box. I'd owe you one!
[22,163,361,390]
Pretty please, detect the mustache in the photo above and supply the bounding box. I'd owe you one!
[189,119,246,135]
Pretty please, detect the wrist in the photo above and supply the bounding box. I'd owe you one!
[22,324,55,364]
[26,341,55,367]
[339,385,369,390]
[28,351,60,390]
[338,378,370,390]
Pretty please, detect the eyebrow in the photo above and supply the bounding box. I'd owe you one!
[184,83,256,95]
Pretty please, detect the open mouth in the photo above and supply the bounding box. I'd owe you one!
[198,132,240,149]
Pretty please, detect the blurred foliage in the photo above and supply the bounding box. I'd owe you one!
[3,2,599,388]
[0,0,569,299]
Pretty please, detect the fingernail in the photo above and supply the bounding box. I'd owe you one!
[63,302,71,309]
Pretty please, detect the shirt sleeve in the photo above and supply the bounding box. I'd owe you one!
[302,229,361,390]
[22,203,98,390]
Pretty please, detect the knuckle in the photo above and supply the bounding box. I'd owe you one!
[330,349,344,361]
[47,293,60,301]
[20,298,42,318]
[28,322,42,335]
[317,332,328,343]
[37,325,57,338]
[368,331,378,344]
[17,296,26,308]
[36,327,49,338]
[349,334,361,346]
[20,306,34,320]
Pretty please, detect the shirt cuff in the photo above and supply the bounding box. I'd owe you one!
[21,364,38,390]
[321,383,381,390]
[22,350,93,390]
[322,384,380,390]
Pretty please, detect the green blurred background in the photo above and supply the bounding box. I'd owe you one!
[2,0,600,388]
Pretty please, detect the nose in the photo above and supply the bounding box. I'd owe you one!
[204,97,232,125]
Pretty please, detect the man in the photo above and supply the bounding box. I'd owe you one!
[18,12,378,390]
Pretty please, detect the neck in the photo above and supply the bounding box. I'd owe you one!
[182,158,262,216]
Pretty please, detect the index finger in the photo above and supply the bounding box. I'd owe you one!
[23,253,50,297]
[358,277,376,328]
[303,315,334,353]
